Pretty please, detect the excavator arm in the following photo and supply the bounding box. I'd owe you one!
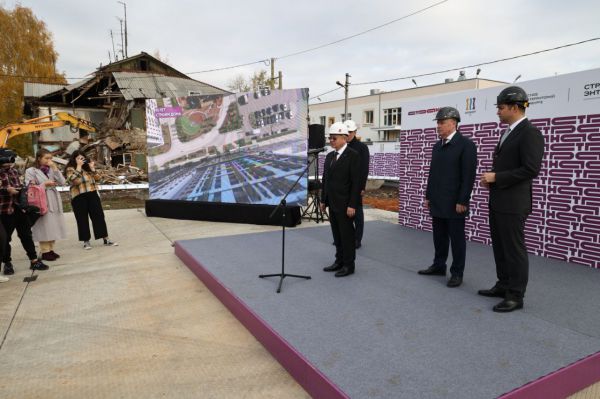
[0,112,97,148]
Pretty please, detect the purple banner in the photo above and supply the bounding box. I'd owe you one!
[155,107,183,119]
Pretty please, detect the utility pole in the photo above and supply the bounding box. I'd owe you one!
[336,73,351,121]
[118,1,128,58]
[270,58,275,90]
[117,17,124,59]
[278,71,282,90]
[110,29,117,61]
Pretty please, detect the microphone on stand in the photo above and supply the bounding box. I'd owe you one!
[307,147,326,155]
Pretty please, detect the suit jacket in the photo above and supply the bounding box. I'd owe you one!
[321,146,361,213]
[489,118,545,215]
[426,132,477,219]
[347,138,370,191]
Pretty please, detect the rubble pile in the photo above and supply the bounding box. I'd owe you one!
[59,128,149,184]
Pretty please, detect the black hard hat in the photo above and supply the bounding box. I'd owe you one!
[433,106,461,122]
[496,86,529,107]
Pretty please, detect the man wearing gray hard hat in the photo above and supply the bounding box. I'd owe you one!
[418,107,477,288]
[479,86,544,313]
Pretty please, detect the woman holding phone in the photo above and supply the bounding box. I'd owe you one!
[65,150,118,250]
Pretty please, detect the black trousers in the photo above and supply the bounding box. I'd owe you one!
[489,211,528,299]
[0,220,6,261]
[353,199,364,245]
[71,191,108,242]
[0,210,38,262]
[431,217,466,277]
[329,210,356,269]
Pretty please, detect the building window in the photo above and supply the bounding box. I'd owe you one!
[327,117,335,127]
[319,116,326,126]
[383,107,401,126]
[364,110,374,125]
[340,113,352,121]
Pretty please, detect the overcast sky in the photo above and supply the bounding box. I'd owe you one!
[4,0,600,102]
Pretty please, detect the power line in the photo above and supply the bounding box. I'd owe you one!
[277,0,449,60]
[309,36,600,101]
[2,35,599,91]
[186,59,271,75]
[352,37,600,86]
[309,86,342,100]
[0,1,448,80]
[186,1,449,74]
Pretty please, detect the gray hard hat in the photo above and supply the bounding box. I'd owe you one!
[433,106,461,122]
[496,86,529,107]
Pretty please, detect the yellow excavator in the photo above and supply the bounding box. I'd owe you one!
[0,112,97,148]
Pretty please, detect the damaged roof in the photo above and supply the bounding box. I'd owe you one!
[112,72,228,100]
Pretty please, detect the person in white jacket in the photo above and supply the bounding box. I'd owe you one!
[25,149,67,261]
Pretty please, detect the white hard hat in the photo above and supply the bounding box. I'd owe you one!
[344,119,358,132]
[328,122,349,135]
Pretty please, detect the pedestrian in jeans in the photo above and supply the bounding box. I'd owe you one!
[25,149,67,261]
[65,150,118,250]
[0,148,49,274]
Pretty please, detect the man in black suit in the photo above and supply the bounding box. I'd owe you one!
[344,120,370,249]
[479,86,544,313]
[418,107,477,287]
[320,122,361,277]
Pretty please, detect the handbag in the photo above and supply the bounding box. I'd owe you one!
[19,183,48,215]
[17,183,48,225]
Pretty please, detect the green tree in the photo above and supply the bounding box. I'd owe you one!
[0,5,66,156]
[250,70,269,90]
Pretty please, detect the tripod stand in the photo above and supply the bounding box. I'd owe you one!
[259,156,315,293]
[301,150,327,223]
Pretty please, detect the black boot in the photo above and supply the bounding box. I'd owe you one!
[3,262,14,275]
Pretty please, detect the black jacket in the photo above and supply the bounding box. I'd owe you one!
[321,146,361,213]
[426,132,477,219]
[489,118,545,215]
[347,137,370,191]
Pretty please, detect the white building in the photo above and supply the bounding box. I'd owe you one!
[309,77,507,142]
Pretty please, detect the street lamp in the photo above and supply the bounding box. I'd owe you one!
[336,73,351,122]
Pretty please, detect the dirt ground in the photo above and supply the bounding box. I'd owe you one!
[363,185,399,212]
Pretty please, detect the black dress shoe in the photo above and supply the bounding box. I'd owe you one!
[417,266,446,276]
[323,263,343,272]
[478,286,506,298]
[493,299,523,313]
[335,267,354,277]
[447,276,462,287]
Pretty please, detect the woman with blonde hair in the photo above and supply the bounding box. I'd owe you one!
[24,148,67,261]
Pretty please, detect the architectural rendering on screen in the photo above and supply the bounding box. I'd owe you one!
[146,88,309,206]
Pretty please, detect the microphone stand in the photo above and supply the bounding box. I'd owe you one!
[259,155,315,293]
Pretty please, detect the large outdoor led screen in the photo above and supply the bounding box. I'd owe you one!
[146,88,308,206]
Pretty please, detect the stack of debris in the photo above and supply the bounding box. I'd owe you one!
[57,127,148,184]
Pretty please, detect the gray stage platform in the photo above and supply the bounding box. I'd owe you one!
[176,221,600,398]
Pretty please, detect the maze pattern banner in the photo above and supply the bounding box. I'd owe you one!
[398,68,600,268]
